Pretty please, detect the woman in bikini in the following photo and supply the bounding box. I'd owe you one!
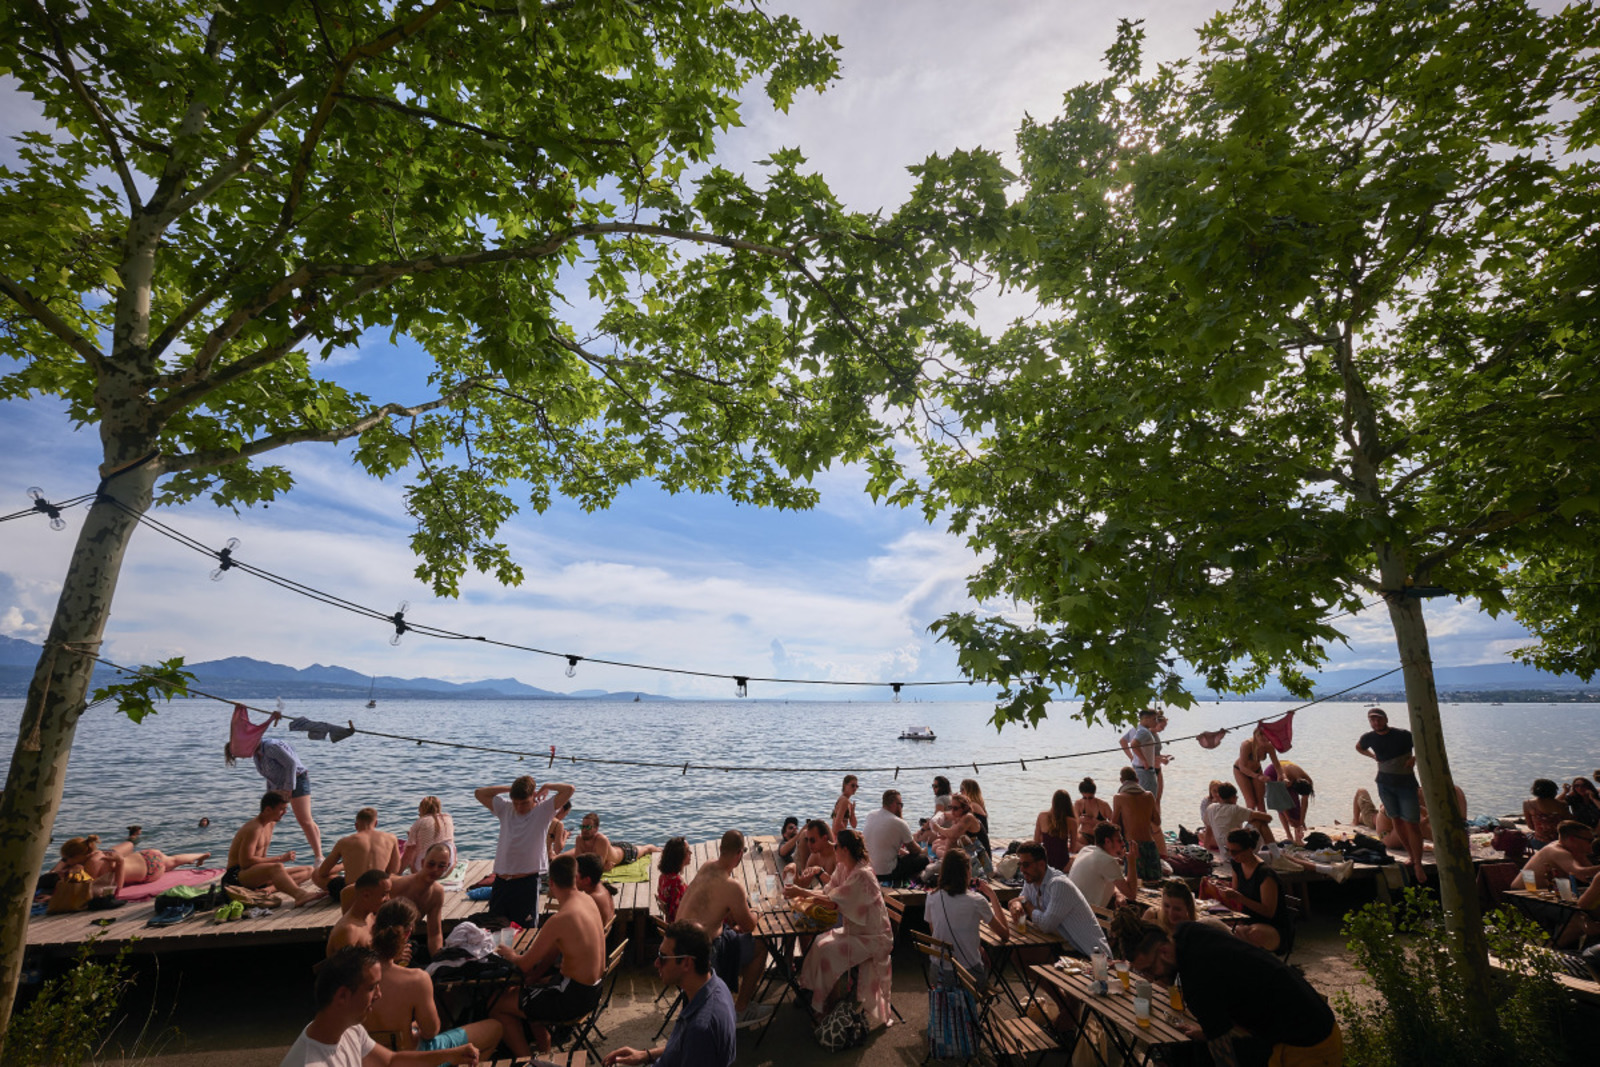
[1075,777,1114,846]
[1233,727,1271,813]
[56,832,211,896]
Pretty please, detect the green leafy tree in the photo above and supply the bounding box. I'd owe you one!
[0,0,973,1033]
[897,0,1599,1027]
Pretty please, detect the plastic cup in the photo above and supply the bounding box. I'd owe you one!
[1521,869,1538,891]
[1115,961,1130,991]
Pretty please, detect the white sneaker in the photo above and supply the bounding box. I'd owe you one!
[736,1003,775,1030]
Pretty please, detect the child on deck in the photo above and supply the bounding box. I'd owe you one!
[656,836,690,923]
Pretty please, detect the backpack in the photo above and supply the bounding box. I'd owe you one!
[927,986,979,1061]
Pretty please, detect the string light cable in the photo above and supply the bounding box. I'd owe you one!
[59,644,1404,776]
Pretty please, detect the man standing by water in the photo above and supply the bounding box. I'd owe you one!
[1355,708,1427,884]
[1112,768,1161,893]
[475,775,574,928]
[1119,709,1162,796]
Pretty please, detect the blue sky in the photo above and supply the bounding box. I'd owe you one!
[0,1,1539,698]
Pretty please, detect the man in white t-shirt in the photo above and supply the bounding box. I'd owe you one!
[474,775,575,928]
[280,945,478,1066]
[1202,782,1275,851]
[862,789,927,882]
[1066,823,1135,908]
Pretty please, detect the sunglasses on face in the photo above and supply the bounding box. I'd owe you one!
[655,952,688,964]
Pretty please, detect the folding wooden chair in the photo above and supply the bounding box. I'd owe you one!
[953,957,1059,1066]
[1274,893,1304,962]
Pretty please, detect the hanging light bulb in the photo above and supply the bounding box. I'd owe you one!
[209,538,241,581]
[27,487,66,531]
[389,601,410,646]
[734,676,748,698]
[565,655,580,678]
[892,683,903,704]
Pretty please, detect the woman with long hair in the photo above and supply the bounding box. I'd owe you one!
[656,836,690,922]
[1033,789,1078,869]
[1075,778,1113,847]
[55,833,211,896]
[1204,828,1289,952]
[786,829,895,1029]
[1150,878,1227,936]
[1562,777,1600,828]
[403,796,455,873]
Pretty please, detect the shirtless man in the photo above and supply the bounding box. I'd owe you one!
[224,792,321,906]
[315,807,401,908]
[365,898,503,1056]
[831,775,859,835]
[1518,821,1600,890]
[327,869,392,957]
[568,812,659,872]
[390,843,452,960]
[677,830,774,1030]
[489,855,606,1058]
[574,853,616,926]
[1112,767,1161,892]
[787,819,838,888]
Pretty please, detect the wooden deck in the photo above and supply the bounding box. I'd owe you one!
[26,860,499,956]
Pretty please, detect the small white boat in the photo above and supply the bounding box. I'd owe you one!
[898,725,937,741]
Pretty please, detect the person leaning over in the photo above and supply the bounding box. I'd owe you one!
[1117,914,1343,1066]
[280,945,478,1067]
[602,920,736,1067]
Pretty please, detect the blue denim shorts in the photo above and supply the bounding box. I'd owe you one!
[1376,779,1420,823]
[291,770,311,798]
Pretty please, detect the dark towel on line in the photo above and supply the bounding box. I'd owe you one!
[288,716,355,742]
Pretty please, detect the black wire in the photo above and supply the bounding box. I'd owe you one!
[62,646,1405,776]
[0,492,97,524]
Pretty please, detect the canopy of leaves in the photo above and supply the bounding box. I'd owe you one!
[894,0,1600,726]
[0,0,981,594]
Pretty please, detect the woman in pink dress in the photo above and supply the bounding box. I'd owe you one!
[785,828,895,1029]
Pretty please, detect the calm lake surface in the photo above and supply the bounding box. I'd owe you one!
[4,697,1595,868]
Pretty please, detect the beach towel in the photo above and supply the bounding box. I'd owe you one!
[117,866,225,902]
[602,855,652,884]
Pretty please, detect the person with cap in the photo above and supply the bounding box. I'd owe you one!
[1355,708,1427,884]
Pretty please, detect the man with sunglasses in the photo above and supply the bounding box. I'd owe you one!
[390,842,453,962]
[603,922,735,1066]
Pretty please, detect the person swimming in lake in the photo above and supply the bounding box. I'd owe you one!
[55,832,211,896]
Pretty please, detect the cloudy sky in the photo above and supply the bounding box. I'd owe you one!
[0,1,1535,698]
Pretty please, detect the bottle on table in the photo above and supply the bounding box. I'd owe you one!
[1090,946,1108,995]
[1169,975,1184,1012]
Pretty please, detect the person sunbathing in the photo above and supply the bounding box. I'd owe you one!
[55,833,211,896]
[567,811,659,872]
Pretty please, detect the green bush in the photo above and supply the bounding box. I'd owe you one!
[1,941,135,1067]
[1337,889,1576,1066]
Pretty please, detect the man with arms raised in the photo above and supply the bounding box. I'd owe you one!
[390,843,451,962]
[677,829,774,1030]
[569,811,659,872]
[225,791,323,907]
[488,855,605,1059]
[315,807,401,907]
[280,945,479,1067]
[863,789,926,883]
[575,853,617,927]
[327,870,392,957]
[602,920,736,1067]
[474,774,574,929]
[1355,707,1427,884]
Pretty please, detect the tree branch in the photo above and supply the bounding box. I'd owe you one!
[1413,503,1553,574]
[281,0,454,232]
[23,0,142,210]
[0,270,105,370]
[162,391,470,475]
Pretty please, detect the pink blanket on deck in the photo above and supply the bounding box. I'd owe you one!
[117,867,225,902]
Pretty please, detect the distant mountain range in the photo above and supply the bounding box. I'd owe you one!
[1,632,1595,702]
[0,634,668,701]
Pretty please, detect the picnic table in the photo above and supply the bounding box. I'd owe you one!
[1030,961,1196,1067]
[979,917,1066,1013]
[1504,887,1590,944]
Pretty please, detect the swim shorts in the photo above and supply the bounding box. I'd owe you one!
[221,865,243,888]
[1263,779,1295,813]
[519,973,603,1022]
[1376,779,1421,823]
[1135,767,1159,793]
[712,926,757,992]
[618,842,638,865]
[1135,839,1162,881]
[416,1027,469,1052]
[326,875,346,900]
[488,872,543,929]
[291,770,312,798]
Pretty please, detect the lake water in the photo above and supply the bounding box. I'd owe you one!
[4,697,1595,868]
